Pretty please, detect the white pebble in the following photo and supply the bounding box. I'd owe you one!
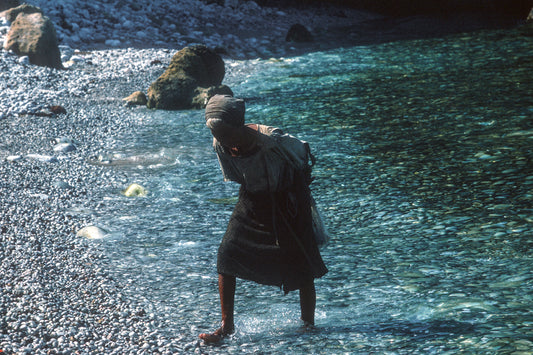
[69,55,85,63]
[53,143,77,153]
[6,155,22,162]
[76,226,107,239]
[26,154,58,163]
[18,56,30,65]
[122,183,147,197]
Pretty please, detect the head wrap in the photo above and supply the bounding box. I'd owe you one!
[205,95,245,128]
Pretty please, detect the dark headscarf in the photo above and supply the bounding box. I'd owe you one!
[205,95,245,128]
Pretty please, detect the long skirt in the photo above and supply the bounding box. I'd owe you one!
[217,173,328,293]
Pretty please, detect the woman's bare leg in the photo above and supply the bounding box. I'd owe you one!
[299,279,316,326]
[199,274,236,343]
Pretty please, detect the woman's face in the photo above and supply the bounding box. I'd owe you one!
[207,119,248,149]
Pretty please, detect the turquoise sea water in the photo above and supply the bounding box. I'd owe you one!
[93,27,532,353]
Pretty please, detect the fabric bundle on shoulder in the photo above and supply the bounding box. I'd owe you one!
[214,124,312,192]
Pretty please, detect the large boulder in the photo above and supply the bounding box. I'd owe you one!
[4,11,63,69]
[285,24,313,42]
[191,85,234,109]
[1,3,41,22]
[147,45,227,110]
[0,0,20,13]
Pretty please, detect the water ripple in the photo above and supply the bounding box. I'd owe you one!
[89,27,533,353]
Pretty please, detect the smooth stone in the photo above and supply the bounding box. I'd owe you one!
[122,183,147,197]
[76,225,107,239]
[53,143,76,153]
[69,55,85,63]
[6,155,22,162]
[26,154,58,163]
[52,137,74,144]
[63,60,76,69]
[52,180,71,189]
[18,55,29,64]
[123,91,147,106]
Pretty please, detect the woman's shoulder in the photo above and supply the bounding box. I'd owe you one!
[255,124,284,137]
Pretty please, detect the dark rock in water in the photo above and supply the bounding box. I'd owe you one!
[4,11,63,69]
[49,105,67,115]
[191,85,233,109]
[1,3,41,22]
[0,0,20,13]
[285,23,313,42]
[146,45,225,110]
[28,105,66,117]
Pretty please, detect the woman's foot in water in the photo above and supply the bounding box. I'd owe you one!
[199,325,234,343]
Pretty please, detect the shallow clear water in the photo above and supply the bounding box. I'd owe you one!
[90,27,532,353]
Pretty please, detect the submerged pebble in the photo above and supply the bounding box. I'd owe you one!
[122,183,147,197]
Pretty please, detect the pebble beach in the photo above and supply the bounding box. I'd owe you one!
[1,0,529,353]
[0,48,180,353]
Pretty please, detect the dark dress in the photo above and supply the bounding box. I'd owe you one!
[214,125,328,293]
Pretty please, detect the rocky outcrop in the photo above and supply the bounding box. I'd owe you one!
[146,45,229,110]
[0,0,19,13]
[286,23,313,42]
[4,10,63,69]
[0,3,42,22]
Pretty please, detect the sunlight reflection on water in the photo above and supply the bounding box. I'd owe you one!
[92,27,532,353]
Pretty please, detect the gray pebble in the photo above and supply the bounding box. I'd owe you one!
[53,142,77,153]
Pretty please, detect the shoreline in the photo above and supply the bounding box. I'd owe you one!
[3,0,527,61]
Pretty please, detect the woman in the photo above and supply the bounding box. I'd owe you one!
[200,95,328,343]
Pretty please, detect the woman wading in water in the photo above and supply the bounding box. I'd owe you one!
[200,95,328,343]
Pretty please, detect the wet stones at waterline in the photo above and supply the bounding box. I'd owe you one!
[146,45,230,110]
[3,6,63,69]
